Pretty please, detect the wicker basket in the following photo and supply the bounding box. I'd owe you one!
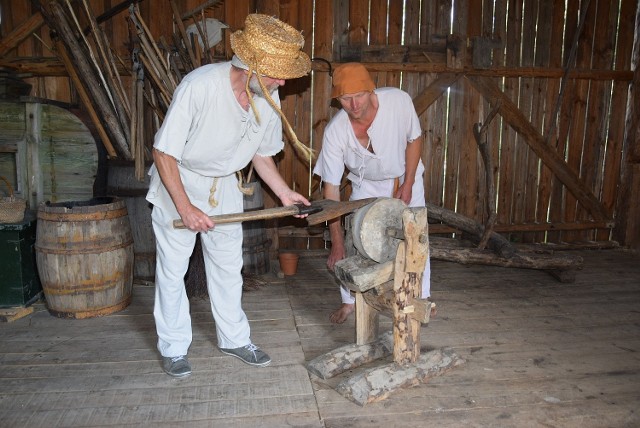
[0,176,26,223]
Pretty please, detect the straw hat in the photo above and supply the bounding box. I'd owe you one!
[230,14,311,80]
[331,63,376,98]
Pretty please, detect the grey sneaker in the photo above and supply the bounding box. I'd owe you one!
[162,355,192,377]
[219,343,271,367]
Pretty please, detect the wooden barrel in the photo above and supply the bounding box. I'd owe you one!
[35,197,134,318]
[241,181,271,275]
[106,160,155,282]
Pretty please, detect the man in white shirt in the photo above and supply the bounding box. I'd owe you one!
[313,63,431,324]
[147,14,311,377]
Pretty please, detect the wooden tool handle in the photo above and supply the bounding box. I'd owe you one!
[172,204,321,229]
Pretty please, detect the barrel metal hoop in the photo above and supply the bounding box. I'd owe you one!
[35,239,134,255]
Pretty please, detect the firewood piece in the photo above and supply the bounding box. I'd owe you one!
[335,348,465,406]
[0,306,35,323]
[306,331,394,380]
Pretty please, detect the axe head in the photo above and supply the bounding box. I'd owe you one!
[306,198,378,225]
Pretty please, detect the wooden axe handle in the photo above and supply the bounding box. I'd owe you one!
[173,204,321,229]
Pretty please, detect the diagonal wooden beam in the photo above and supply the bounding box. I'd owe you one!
[466,75,609,222]
[0,13,45,56]
[412,72,461,116]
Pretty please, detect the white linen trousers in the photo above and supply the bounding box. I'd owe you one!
[151,173,250,358]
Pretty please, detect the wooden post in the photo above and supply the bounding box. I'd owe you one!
[392,208,429,365]
[355,292,378,345]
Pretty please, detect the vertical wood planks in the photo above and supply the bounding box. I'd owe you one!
[536,0,566,243]
[0,0,636,246]
[599,0,636,241]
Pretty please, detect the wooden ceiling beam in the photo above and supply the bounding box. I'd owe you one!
[2,56,633,82]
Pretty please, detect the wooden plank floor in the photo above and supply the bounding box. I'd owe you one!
[1,248,639,427]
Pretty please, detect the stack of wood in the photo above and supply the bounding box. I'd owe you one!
[36,0,225,181]
[37,0,137,171]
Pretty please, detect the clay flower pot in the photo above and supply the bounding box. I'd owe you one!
[278,252,299,276]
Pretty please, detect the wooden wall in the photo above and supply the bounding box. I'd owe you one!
[1,0,638,248]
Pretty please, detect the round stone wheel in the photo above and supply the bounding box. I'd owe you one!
[352,197,407,263]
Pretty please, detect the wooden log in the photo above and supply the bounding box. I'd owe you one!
[305,331,394,380]
[336,239,583,289]
[430,242,583,273]
[425,202,516,258]
[335,348,465,406]
[0,306,35,323]
[43,2,132,159]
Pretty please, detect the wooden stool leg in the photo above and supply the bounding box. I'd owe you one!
[355,291,378,345]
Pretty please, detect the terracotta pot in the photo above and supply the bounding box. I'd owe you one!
[278,252,299,276]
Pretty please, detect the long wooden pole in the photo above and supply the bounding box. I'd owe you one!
[44,1,132,159]
[169,0,198,69]
[55,41,117,158]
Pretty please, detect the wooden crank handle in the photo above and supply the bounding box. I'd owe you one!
[172,203,322,229]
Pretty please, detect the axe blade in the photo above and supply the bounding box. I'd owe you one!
[306,198,378,225]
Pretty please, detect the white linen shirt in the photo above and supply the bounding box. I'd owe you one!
[314,87,425,204]
[147,62,284,212]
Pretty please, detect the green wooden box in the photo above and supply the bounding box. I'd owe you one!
[0,211,42,307]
